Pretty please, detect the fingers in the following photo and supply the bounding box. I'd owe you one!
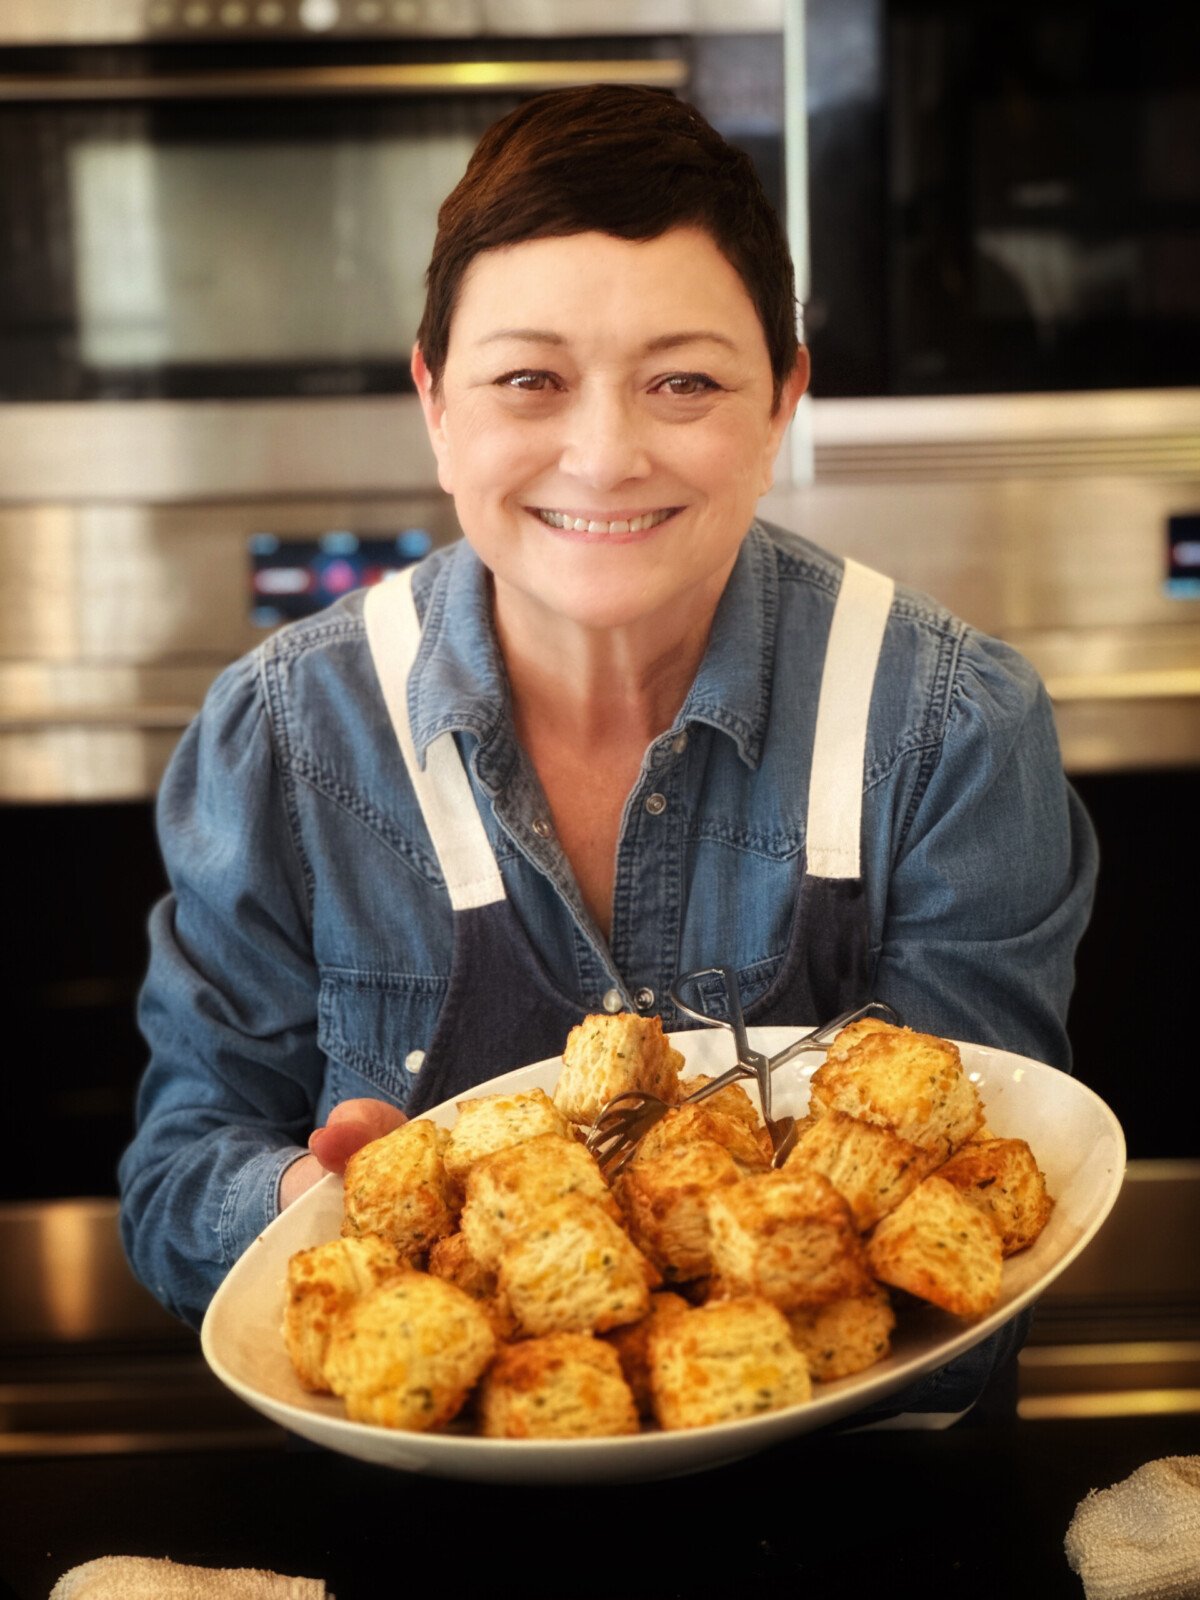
[279,1152,325,1210]
[308,1097,407,1176]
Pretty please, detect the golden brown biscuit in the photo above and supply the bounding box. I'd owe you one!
[866,1175,1004,1318]
[935,1137,1053,1255]
[553,1012,684,1126]
[442,1088,571,1188]
[426,1230,518,1340]
[341,1117,459,1258]
[704,1168,874,1310]
[603,1291,692,1417]
[825,1017,904,1060]
[673,1076,762,1129]
[785,1285,896,1381]
[479,1333,639,1439]
[784,1109,930,1230]
[282,1234,407,1392]
[648,1296,812,1430]
[808,1027,983,1163]
[460,1131,619,1270]
[497,1193,658,1338]
[323,1271,496,1431]
[634,1101,772,1173]
[614,1138,743,1282]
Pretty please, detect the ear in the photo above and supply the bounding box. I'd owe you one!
[760,348,812,493]
[411,343,454,495]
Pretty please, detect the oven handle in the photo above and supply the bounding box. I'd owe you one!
[0,57,688,100]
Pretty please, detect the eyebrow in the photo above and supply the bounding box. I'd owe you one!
[477,328,738,353]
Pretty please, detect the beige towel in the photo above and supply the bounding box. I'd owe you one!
[1065,1456,1200,1600]
[49,1557,329,1599]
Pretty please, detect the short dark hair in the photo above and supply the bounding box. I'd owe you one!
[416,84,799,409]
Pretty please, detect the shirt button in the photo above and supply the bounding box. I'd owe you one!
[644,792,667,816]
[531,817,553,839]
[404,1049,425,1074]
[602,987,624,1013]
[633,986,656,1011]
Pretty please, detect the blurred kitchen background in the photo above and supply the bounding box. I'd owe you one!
[1,0,1196,1451]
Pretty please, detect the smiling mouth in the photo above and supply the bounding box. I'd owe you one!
[532,507,678,535]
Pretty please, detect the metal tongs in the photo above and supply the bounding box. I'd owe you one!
[585,965,902,1177]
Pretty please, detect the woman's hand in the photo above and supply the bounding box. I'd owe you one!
[279,1097,408,1210]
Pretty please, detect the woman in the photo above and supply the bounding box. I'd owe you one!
[120,87,1096,1417]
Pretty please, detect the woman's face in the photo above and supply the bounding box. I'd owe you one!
[414,227,807,637]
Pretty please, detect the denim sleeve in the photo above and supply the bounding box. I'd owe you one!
[872,632,1098,1071]
[118,652,323,1329]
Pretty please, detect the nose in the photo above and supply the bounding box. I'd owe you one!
[557,382,652,490]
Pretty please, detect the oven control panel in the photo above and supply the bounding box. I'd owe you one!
[249,527,432,625]
[1166,513,1200,599]
[141,0,480,34]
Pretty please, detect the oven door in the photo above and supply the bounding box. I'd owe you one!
[805,0,1200,398]
[0,39,700,405]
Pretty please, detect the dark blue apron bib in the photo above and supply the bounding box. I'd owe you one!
[363,560,1016,1422]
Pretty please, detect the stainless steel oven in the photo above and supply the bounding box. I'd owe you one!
[802,0,1200,400]
[0,0,791,804]
[769,0,1200,767]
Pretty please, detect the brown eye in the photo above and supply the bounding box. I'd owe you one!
[499,370,558,392]
[657,372,720,397]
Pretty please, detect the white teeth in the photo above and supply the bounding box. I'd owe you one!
[537,509,672,534]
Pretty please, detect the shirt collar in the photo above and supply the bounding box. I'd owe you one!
[407,521,777,777]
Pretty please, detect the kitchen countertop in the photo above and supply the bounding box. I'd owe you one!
[3,1414,1197,1599]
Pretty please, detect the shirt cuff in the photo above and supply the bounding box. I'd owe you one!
[218,1143,308,1270]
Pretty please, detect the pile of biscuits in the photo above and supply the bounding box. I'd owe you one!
[281,1012,1053,1438]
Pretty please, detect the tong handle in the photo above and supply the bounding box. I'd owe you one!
[670,966,772,1117]
[765,998,905,1072]
[670,970,906,1125]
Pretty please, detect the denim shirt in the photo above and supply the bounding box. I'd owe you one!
[119,520,1097,1330]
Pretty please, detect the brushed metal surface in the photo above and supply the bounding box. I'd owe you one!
[0,495,460,798]
[1,391,1197,796]
[0,398,438,503]
[0,496,458,664]
[0,0,783,44]
[0,1199,182,1346]
[0,57,689,101]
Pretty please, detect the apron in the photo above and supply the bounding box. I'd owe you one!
[363,556,895,1117]
[363,558,1016,1422]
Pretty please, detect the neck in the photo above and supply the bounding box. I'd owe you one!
[493,582,721,750]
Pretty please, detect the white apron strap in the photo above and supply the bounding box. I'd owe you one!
[805,558,896,881]
[363,571,507,912]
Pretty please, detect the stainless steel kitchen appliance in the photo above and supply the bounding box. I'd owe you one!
[0,0,791,802]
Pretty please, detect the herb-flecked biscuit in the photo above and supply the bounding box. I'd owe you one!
[614,1138,742,1282]
[648,1296,812,1430]
[480,1333,639,1439]
[497,1193,657,1337]
[554,1012,684,1125]
[705,1168,874,1310]
[808,1027,983,1163]
[283,1234,408,1392]
[341,1118,459,1258]
[426,1229,518,1340]
[323,1271,495,1431]
[935,1137,1053,1255]
[866,1175,1004,1318]
[785,1285,896,1381]
[784,1109,929,1230]
[634,1101,771,1173]
[604,1291,692,1416]
[460,1131,619,1270]
[442,1087,571,1187]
